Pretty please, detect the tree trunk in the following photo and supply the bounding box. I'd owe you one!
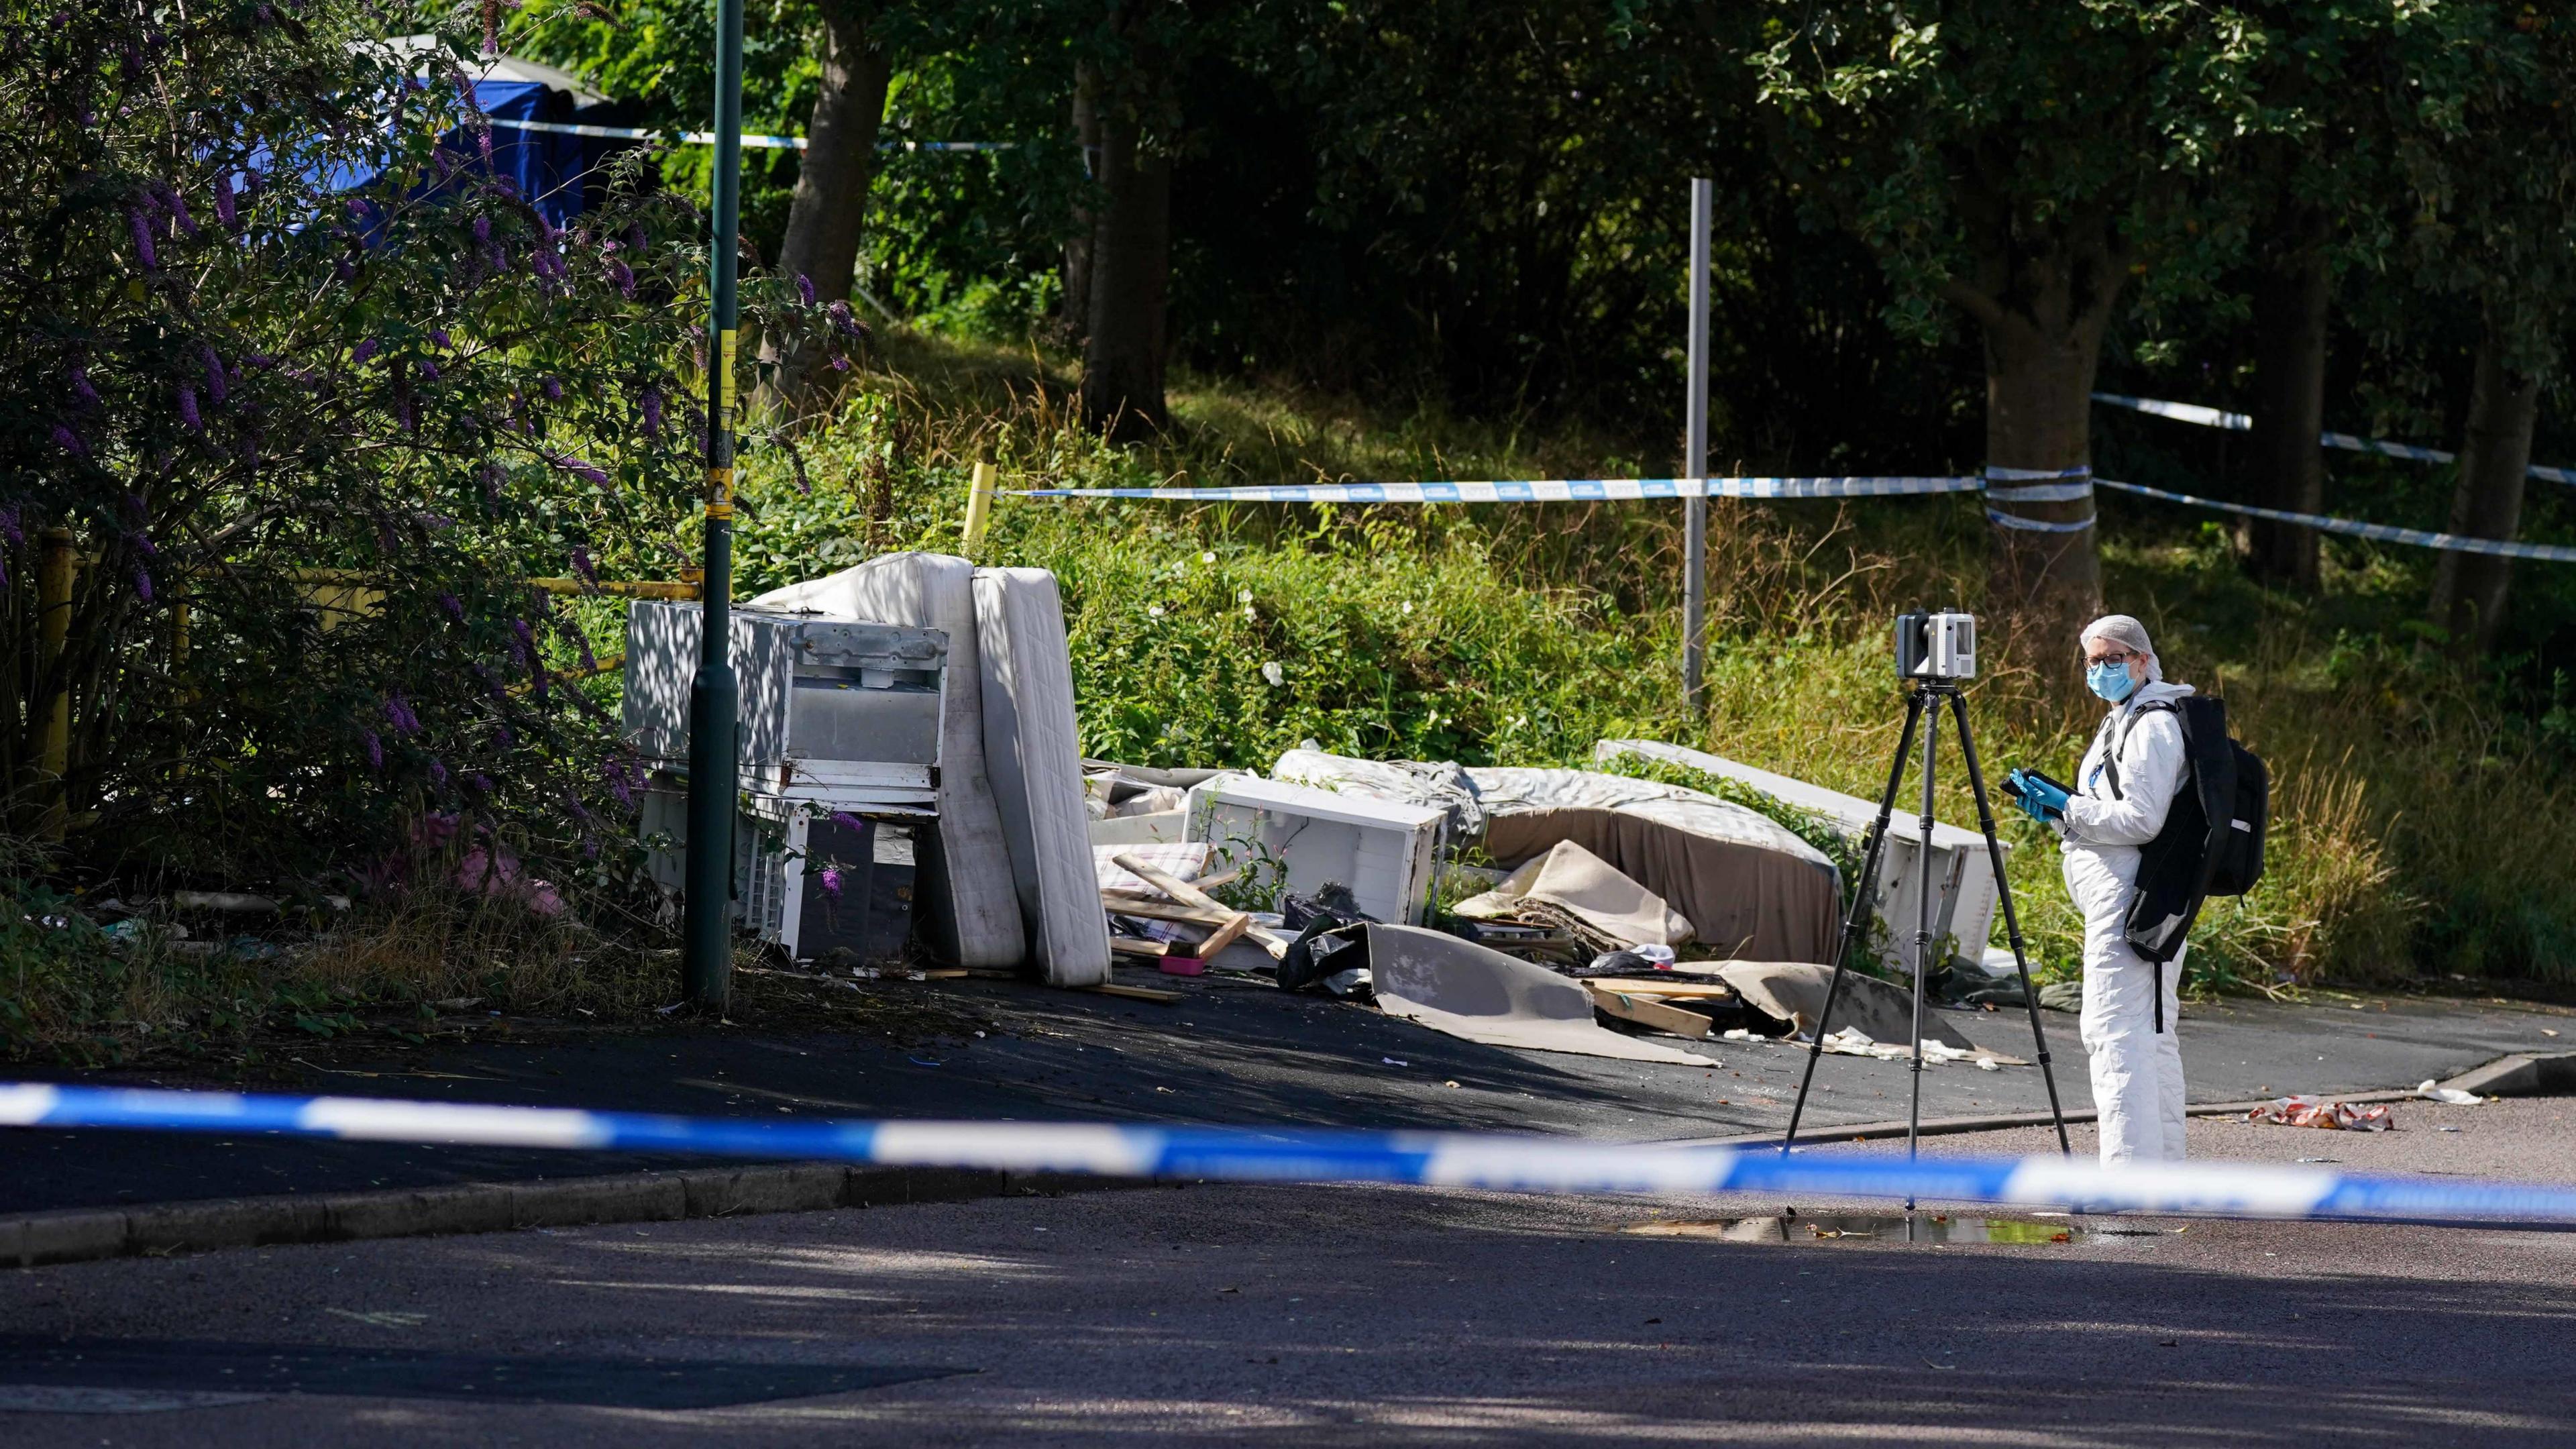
[2245,229,2331,590]
[1061,62,1101,341]
[2428,323,2540,655]
[1980,309,2108,647]
[1080,104,1172,441]
[1943,166,2127,661]
[769,0,892,404]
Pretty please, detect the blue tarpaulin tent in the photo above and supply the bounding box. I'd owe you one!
[374,37,644,226]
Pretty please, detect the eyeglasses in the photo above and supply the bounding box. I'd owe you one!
[2084,649,2136,667]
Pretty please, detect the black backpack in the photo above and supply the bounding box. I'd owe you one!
[2100,695,2269,1028]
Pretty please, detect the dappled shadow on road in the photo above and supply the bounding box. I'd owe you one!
[170,1183,2565,1446]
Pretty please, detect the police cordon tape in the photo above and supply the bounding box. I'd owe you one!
[2094,391,2576,486]
[1014,475,1986,504]
[477,116,1010,153]
[2094,477,2576,563]
[1015,466,2576,562]
[6,1082,2575,1224]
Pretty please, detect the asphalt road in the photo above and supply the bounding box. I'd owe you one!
[1,972,2567,1216]
[1,1097,2570,1445]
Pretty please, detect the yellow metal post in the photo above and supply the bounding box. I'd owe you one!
[961,460,997,554]
[35,528,75,840]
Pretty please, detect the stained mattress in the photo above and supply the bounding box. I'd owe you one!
[971,567,1112,987]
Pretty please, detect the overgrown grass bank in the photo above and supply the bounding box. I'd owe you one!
[733,331,2565,991]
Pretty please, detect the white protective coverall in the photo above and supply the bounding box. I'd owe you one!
[2059,678,2194,1163]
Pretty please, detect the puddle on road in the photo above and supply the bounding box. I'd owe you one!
[1623,1213,2086,1245]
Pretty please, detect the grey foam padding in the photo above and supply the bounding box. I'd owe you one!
[750,555,1026,967]
[971,567,1112,987]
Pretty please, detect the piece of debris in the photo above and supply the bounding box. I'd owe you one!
[2415,1079,2482,1105]
[2247,1096,2392,1131]
[1452,840,1695,955]
[1368,925,1703,1065]
[1587,983,1714,1040]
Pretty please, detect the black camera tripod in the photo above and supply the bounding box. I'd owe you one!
[1780,678,2072,1183]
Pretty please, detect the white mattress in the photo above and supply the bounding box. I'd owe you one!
[971,568,1112,986]
[750,555,1025,967]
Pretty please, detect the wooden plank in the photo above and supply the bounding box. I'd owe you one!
[1194,910,1254,960]
[1578,977,1737,1000]
[1110,935,1170,959]
[1103,855,1293,960]
[1086,982,1183,1004]
[1586,983,1713,1039]
[1100,892,1236,927]
[1112,852,1232,913]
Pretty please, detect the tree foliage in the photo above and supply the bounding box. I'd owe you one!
[0,5,820,893]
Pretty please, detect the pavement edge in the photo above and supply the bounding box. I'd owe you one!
[0,1163,1142,1271]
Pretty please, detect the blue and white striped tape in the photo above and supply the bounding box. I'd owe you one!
[1984,466,2096,533]
[1019,464,2576,562]
[2095,478,2576,563]
[2094,392,2576,484]
[476,117,1009,153]
[1012,476,1983,504]
[3,1083,2571,1224]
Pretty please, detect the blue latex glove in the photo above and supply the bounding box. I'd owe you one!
[2008,768,2068,822]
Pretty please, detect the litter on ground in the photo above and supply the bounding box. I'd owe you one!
[2247,1096,2394,1131]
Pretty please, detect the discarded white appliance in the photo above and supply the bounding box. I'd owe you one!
[1596,739,2007,971]
[625,602,947,962]
[1183,774,1444,926]
[750,553,1025,968]
[625,601,947,811]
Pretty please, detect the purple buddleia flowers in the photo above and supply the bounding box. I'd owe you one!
[607,259,634,298]
[437,590,466,624]
[363,731,384,770]
[201,345,226,403]
[640,384,663,438]
[177,387,201,431]
[818,866,842,901]
[52,423,86,457]
[428,758,450,790]
[384,692,421,735]
[128,208,157,270]
[602,757,635,807]
[351,337,378,366]
[213,174,237,227]
[168,189,197,237]
[570,545,596,586]
[541,376,562,402]
[796,272,815,306]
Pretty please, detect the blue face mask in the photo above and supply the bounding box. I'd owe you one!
[2088,661,2139,703]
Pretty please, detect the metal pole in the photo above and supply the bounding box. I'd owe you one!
[35,529,76,841]
[681,0,747,1011]
[1682,176,1711,714]
[1781,686,1925,1155]
[1945,690,2072,1154]
[1904,686,1941,1208]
